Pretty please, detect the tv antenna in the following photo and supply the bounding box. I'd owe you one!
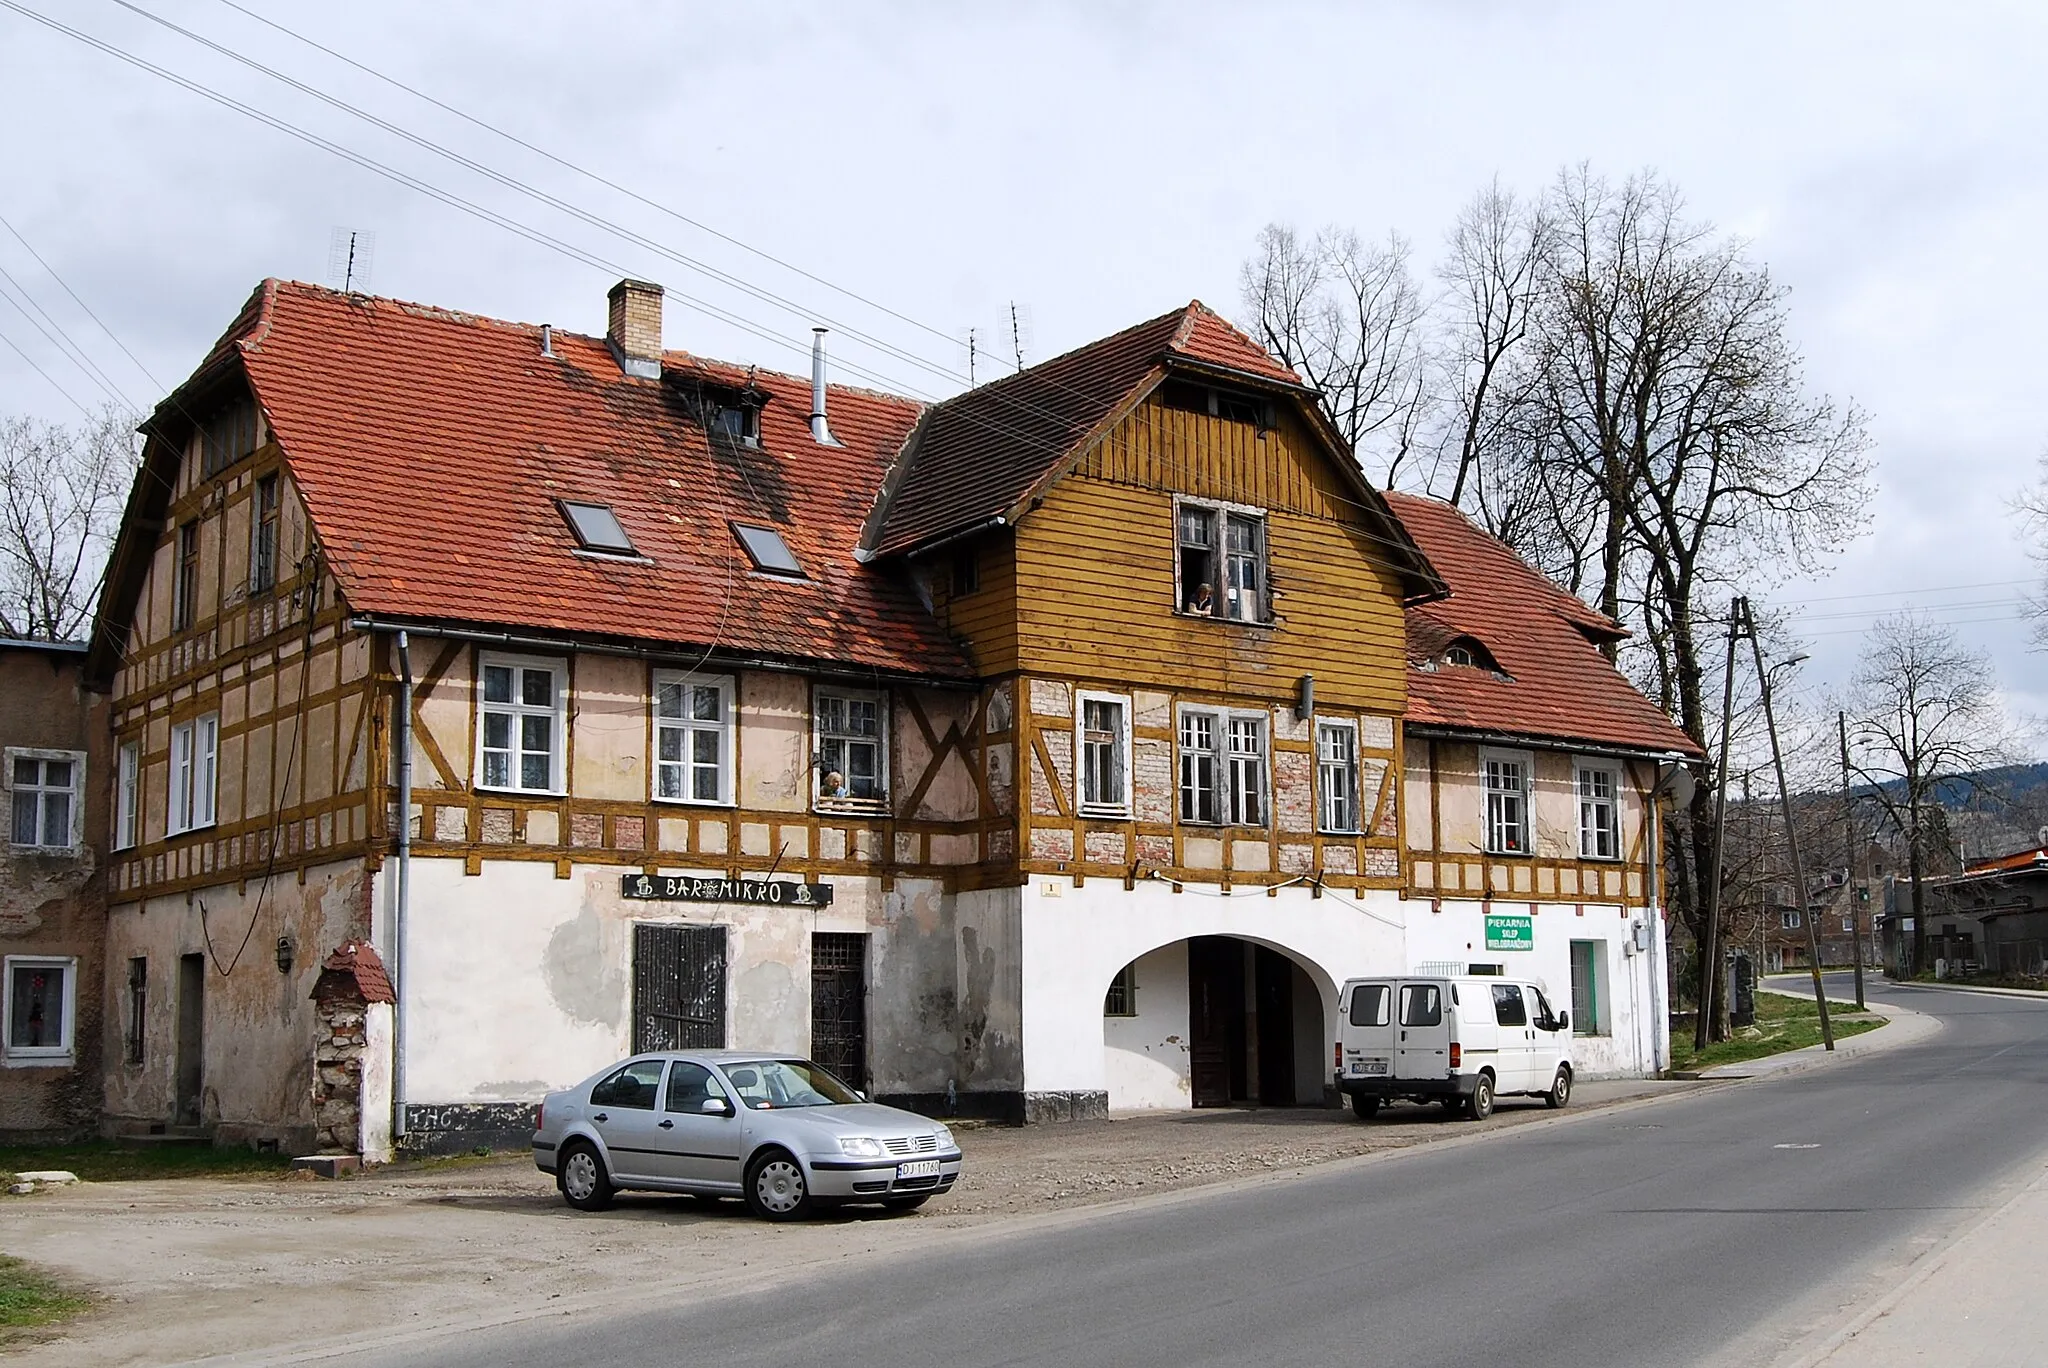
[327,228,376,295]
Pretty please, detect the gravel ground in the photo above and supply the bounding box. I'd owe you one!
[0,1079,1699,1366]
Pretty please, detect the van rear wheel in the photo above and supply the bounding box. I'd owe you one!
[1545,1066,1572,1109]
[1349,1093,1380,1120]
[1467,1073,1495,1120]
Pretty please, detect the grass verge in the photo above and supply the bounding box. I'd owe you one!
[0,1253,92,1342]
[1669,991,1883,1073]
[0,1141,295,1184]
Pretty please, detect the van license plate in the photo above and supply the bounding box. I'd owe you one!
[896,1160,941,1179]
[1354,1060,1388,1076]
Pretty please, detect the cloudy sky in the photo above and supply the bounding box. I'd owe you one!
[4,1,2044,729]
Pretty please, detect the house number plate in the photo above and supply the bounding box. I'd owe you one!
[620,875,834,906]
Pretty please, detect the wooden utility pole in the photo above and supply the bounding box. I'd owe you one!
[1839,710,1866,1010]
[1749,601,1833,1049]
[1696,595,1744,1051]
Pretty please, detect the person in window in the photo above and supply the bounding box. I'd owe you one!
[822,769,848,799]
[1187,582,1214,615]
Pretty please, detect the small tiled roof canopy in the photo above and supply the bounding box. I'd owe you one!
[311,940,394,1004]
[1384,491,1702,758]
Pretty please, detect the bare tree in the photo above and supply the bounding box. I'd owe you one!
[0,405,137,640]
[1433,179,1552,508]
[2014,452,2048,648]
[1239,223,1429,485]
[1842,613,2017,976]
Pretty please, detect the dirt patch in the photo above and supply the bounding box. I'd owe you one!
[0,1080,1694,1366]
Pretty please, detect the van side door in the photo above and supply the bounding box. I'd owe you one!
[1394,981,1450,1080]
[1489,983,1535,1093]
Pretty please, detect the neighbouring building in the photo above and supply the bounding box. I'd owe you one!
[86,277,1699,1155]
[1,637,106,1139]
[1906,843,2048,977]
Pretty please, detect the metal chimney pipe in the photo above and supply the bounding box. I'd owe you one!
[810,327,837,446]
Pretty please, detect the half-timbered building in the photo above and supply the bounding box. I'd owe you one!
[86,276,1696,1155]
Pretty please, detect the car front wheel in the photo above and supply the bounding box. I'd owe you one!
[1545,1066,1572,1109]
[745,1149,813,1222]
[558,1142,614,1211]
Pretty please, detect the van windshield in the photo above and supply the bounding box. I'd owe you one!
[1349,984,1390,1027]
[1399,984,1442,1027]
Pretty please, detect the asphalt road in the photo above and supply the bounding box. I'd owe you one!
[363,978,2048,1368]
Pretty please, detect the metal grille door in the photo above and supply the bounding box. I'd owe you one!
[633,924,727,1053]
[810,933,868,1091]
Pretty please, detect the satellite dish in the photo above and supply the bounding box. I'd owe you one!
[1655,761,1697,809]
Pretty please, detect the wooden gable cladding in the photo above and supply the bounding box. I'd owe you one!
[1009,671,1405,892]
[1009,396,1410,715]
[924,531,1020,678]
[1401,736,1656,908]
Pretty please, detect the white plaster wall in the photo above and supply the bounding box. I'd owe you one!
[1103,941,1191,1110]
[1403,897,1661,1081]
[389,857,885,1106]
[1018,877,1406,1096]
[360,1000,393,1163]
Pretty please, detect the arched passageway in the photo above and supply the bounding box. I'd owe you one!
[1103,935,1330,1111]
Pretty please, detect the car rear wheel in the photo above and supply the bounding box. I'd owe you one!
[1545,1066,1572,1109]
[558,1142,614,1212]
[1467,1073,1496,1120]
[882,1194,930,1213]
[745,1149,813,1222]
[1349,1093,1381,1120]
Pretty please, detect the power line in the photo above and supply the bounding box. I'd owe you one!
[0,257,138,411]
[0,209,163,391]
[0,321,94,418]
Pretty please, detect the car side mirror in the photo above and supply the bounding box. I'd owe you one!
[701,1097,734,1116]
[1555,1011,1569,1032]
[855,1090,867,1102]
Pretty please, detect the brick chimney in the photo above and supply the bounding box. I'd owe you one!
[606,279,663,378]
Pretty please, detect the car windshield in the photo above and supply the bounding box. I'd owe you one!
[718,1059,861,1109]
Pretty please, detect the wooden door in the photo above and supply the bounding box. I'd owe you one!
[809,932,868,1091]
[632,925,727,1053]
[1254,946,1297,1106]
[175,953,204,1126]
[1187,937,1245,1106]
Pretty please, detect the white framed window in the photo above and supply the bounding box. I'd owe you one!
[1179,705,1266,826]
[114,740,139,850]
[8,748,83,849]
[1576,760,1621,860]
[1316,719,1360,833]
[653,671,735,805]
[1781,909,1802,930]
[478,653,566,794]
[167,715,219,836]
[1481,748,1530,855]
[3,955,77,1065]
[1076,691,1132,817]
[815,687,887,808]
[1174,497,1269,622]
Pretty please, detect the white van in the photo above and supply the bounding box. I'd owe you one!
[1334,976,1573,1120]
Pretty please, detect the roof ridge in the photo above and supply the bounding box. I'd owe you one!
[1384,490,1620,633]
[929,302,1190,409]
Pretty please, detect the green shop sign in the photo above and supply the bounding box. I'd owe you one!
[1485,913,1534,951]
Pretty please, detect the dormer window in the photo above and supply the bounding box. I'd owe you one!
[734,523,803,577]
[712,404,759,446]
[1438,635,1504,674]
[559,500,637,556]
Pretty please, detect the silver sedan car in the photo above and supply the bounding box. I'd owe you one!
[531,1050,962,1221]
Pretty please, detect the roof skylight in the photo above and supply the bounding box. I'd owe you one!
[733,523,804,577]
[559,500,637,555]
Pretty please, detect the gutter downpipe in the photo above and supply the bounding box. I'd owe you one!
[393,630,413,1143]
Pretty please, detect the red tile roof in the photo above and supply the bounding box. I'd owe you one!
[1961,846,2048,878]
[865,301,1312,559]
[1384,492,1701,757]
[226,281,969,678]
[313,939,394,1004]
